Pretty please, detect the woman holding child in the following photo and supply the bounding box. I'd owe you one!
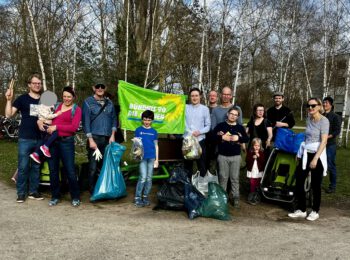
[38,86,82,207]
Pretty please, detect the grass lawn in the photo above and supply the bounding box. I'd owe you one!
[1,137,349,205]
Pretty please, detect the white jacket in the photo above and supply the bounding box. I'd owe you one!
[297,141,327,176]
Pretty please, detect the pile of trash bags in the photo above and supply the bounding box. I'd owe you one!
[155,167,231,221]
[90,142,127,202]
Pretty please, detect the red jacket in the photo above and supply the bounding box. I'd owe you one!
[246,150,265,172]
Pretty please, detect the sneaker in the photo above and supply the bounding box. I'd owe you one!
[288,209,307,218]
[325,187,335,194]
[16,195,25,203]
[232,198,240,209]
[30,153,41,164]
[134,197,144,207]
[143,197,151,206]
[306,211,320,221]
[40,145,51,157]
[48,198,60,206]
[72,199,80,207]
[28,192,44,200]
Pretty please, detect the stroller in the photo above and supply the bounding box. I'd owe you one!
[260,148,298,203]
[260,128,305,204]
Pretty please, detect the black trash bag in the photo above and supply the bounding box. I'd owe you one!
[168,167,190,184]
[184,183,205,219]
[155,182,185,210]
[197,182,231,221]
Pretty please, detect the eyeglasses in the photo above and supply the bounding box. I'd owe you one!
[306,104,318,109]
[95,84,106,89]
[229,113,238,116]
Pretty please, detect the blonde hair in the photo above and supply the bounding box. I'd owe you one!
[250,138,263,151]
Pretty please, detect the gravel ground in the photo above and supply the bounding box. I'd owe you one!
[1,181,350,260]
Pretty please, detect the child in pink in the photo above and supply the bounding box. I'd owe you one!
[246,138,265,205]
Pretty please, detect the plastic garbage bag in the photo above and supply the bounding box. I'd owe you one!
[197,182,231,221]
[168,167,191,184]
[156,182,185,210]
[192,170,219,197]
[182,136,202,160]
[90,142,127,201]
[184,183,205,219]
[274,128,305,154]
[130,137,144,161]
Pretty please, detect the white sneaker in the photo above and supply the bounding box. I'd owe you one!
[306,211,319,221]
[288,210,307,218]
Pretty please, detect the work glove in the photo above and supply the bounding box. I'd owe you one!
[92,148,103,161]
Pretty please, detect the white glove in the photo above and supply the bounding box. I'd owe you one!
[92,148,103,161]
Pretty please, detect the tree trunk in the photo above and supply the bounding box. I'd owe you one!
[214,0,228,91]
[232,36,244,105]
[25,0,47,91]
[125,0,130,81]
[338,56,350,147]
[144,0,158,88]
[198,0,207,95]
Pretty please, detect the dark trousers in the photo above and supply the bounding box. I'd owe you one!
[47,136,80,200]
[295,153,323,212]
[184,139,207,178]
[88,135,109,193]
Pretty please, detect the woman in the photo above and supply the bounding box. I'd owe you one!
[213,107,249,208]
[40,86,82,207]
[246,103,273,150]
[288,98,329,221]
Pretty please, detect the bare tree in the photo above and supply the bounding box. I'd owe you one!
[338,55,350,146]
[25,0,47,91]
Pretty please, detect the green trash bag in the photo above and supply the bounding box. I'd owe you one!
[197,182,231,221]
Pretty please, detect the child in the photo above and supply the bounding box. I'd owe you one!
[134,110,159,207]
[246,138,265,205]
[30,103,62,164]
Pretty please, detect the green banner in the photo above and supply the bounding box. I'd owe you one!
[118,81,186,134]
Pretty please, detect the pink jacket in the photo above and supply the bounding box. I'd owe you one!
[52,103,82,137]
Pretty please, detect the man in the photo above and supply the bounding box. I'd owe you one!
[82,83,117,193]
[184,88,211,177]
[208,90,218,113]
[5,73,44,202]
[323,96,341,193]
[211,86,243,130]
[266,91,295,139]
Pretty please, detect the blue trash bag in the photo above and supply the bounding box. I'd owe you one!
[274,128,305,154]
[197,182,231,221]
[184,183,205,219]
[90,142,127,201]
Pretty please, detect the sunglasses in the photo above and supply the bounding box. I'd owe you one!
[306,104,318,108]
[95,84,106,89]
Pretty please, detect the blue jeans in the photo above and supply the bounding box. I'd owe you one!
[47,136,80,200]
[17,138,41,196]
[87,135,109,192]
[326,143,337,189]
[135,158,155,198]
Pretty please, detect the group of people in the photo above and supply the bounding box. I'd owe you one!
[5,74,342,221]
[183,87,341,221]
[5,73,118,207]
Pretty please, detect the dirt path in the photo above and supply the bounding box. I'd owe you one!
[1,181,350,260]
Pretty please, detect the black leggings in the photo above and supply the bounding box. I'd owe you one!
[295,153,324,212]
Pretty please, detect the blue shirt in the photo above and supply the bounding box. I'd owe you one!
[135,126,158,159]
[184,104,211,142]
[82,96,117,137]
[13,94,41,139]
